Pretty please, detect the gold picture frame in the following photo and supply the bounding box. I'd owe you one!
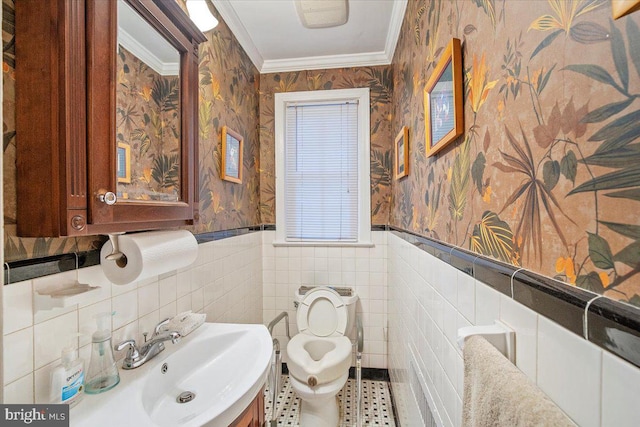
[612,0,640,18]
[116,142,131,183]
[394,126,409,180]
[221,126,243,184]
[424,38,464,157]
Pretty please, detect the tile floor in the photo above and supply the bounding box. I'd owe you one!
[264,375,396,426]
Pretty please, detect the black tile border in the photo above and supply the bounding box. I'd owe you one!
[281,363,390,382]
[194,225,261,244]
[348,367,390,381]
[4,225,263,285]
[4,224,387,284]
[450,247,476,276]
[587,297,640,368]
[371,224,388,232]
[3,251,101,285]
[388,225,640,369]
[262,223,387,232]
[473,256,514,297]
[513,269,594,336]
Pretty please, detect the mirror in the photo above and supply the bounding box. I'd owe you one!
[116,0,181,202]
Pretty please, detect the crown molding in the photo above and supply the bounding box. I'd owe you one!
[260,51,390,74]
[211,0,265,71]
[385,0,407,63]
[212,0,407,74]
[118,29,179,76]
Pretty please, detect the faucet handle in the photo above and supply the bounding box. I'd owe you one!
[115,339,140,360]
[168,331,181,344]
[154,318,171,336]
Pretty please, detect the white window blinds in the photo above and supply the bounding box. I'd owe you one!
[284,101,359,242]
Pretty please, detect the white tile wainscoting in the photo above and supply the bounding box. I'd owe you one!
[2,232,263,404]
[262,230,388,369]
[2,229,640,427]
[387,231,640,427]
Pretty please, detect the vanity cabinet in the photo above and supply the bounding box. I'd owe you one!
[15,0,206,237]
[229,389,265,427]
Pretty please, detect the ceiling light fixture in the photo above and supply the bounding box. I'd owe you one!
[186,0,218,32]
[295,0,349,29]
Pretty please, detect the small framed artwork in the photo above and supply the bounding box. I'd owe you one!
[116,142,131,183]
[612,0,640,19]
[221,126,243,184]
[394,126,409,180]
[424,38,464,157]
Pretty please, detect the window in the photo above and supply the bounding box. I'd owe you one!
[275,88,371,246]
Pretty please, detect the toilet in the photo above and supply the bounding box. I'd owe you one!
[287,286,358,427]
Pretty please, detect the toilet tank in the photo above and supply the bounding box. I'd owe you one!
[295,286,358,335]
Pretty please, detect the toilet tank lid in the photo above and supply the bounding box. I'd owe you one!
[299,285,352,297]
[296,285,358,305]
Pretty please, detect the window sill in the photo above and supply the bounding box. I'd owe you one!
[272,241,374,248]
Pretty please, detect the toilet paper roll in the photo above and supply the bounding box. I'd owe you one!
[100,230,198,285]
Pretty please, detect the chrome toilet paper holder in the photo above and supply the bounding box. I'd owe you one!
[104,233,126,264]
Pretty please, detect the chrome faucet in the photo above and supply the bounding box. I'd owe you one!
[115,318,181,369]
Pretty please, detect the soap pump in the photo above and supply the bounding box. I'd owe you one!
[85,312,120,394]
[50,343,84,407]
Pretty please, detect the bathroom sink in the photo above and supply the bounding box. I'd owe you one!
[71,323,272,427]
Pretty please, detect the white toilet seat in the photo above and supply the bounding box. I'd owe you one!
[287,334,352,385]
[297,287,348,337]
[288,287,352,387]
[287,286,357,427]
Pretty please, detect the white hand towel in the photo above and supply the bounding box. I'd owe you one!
[462,335,575,427]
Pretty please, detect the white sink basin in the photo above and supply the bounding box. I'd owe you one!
[72,323,272,427]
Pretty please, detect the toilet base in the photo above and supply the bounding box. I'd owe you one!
[289,371,348,427]
[299,396,340,427]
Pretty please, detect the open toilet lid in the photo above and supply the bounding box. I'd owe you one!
[297,287,348,337]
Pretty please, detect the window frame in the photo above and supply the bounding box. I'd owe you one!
[274,88,372,247]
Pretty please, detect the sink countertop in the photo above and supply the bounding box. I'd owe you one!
[71,322,272,427]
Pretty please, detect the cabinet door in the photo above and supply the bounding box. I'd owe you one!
[230,390,265,427]
[15,0,88,237]
[231,407,254,427]
[85,0,203,235]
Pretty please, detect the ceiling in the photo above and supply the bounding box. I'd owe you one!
[211,0,408,73]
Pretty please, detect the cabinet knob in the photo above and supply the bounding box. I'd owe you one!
[98,191,117,205]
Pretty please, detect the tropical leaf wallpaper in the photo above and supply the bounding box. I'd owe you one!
[259,66,394,225]
[190,4,260,234]
[391,0,640,307]
[116,46,181,202]
[4,0,640,309]
[1,0,260,261]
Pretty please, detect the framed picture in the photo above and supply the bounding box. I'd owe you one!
[394,126,409,180]
[116,142,131,183]
[612,0,640,19]
[221,126,243,183]
[424,38,464,157]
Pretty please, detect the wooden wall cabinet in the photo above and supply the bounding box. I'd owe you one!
[16,0,206,237]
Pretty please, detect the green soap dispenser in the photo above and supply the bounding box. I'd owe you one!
[85,312,120,394]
